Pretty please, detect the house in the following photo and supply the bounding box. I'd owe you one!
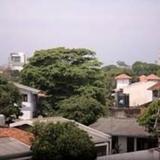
[0,128,33,160]
[114,74,160,108]
[14,83,45,120]
[90,117,157,154]
[10,116,112,157]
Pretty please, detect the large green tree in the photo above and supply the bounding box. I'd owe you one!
[0,76,21,122]
[31,122,97,160]
[21,47,106,124]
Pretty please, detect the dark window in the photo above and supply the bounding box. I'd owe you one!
[22,94,28,102]
[153,90,159,98]
[112,136,119,154]
[96,145,107,157]
[127,137,134,152]
[137,138,148,151]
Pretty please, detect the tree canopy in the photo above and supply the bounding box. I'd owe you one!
[138,100,160,135]
[0,76,21,121]
[132,61,160,76]
[31,122,97,160]
[58,95,104,125]
[21,47,106,124]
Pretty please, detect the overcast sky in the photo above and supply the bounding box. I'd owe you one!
[0,0,160,65]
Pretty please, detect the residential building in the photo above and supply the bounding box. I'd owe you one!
[114,74,160,108]
[9,52,27,71]
[90,117,157,154]
[14,83,45,120]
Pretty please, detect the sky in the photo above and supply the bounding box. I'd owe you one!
[0,0,160,65]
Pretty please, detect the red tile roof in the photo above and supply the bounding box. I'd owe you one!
[139,75,147,82]
[115,74,132,80]
[0,128,33,145]
[147,74,160,81]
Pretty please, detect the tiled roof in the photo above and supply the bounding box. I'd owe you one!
[139,75,147,82]
[147,74,160,81]
[0,137,32,159]
[0,128,33,145]
[10,117,111,144]
[90,117,150,137]
[115,74,131,80]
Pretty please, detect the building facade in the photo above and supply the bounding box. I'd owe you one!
[9,52,27,71]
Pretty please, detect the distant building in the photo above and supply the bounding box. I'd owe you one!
[114,74,160,107]
[115,74,132,90]
[9,52,27,71]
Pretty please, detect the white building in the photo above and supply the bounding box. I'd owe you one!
[9,52,27,71]
[14,83,45,120]
[114,74,160,107]
[115,74,131,90]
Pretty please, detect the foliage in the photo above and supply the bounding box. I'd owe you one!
[138,100,160,135]
[31,122,97,160]
[21,47,106,124]
[132,61,159,76]
[2,68,21,82]
[0,76,21,121]
[58,95,104,125]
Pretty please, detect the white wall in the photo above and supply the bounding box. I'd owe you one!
[116,79,130,89]
[123,81,156,107]
[19,89,36,120]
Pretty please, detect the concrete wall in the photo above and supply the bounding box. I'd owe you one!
[123,81,156,107]
[116,79,130,89]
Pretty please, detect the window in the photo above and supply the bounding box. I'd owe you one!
[153,90,159,98]
[11,56,21,63]
[22,94,28,102]
[96,146,107,157]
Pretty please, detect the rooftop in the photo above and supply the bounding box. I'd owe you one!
[13,82,42,95]
[115,74,132,80]
[0,137,31,160]
[97,148,160,160]
[90,117,150,137]
[147,74,160,81]
[0,128,33,145]
[10,117,111,144]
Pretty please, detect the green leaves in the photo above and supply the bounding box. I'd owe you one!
[58,95,104,125]
[21,47,106,124]
[31,122,96,160]
[0,76,21,121]
[138,100,160,134]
